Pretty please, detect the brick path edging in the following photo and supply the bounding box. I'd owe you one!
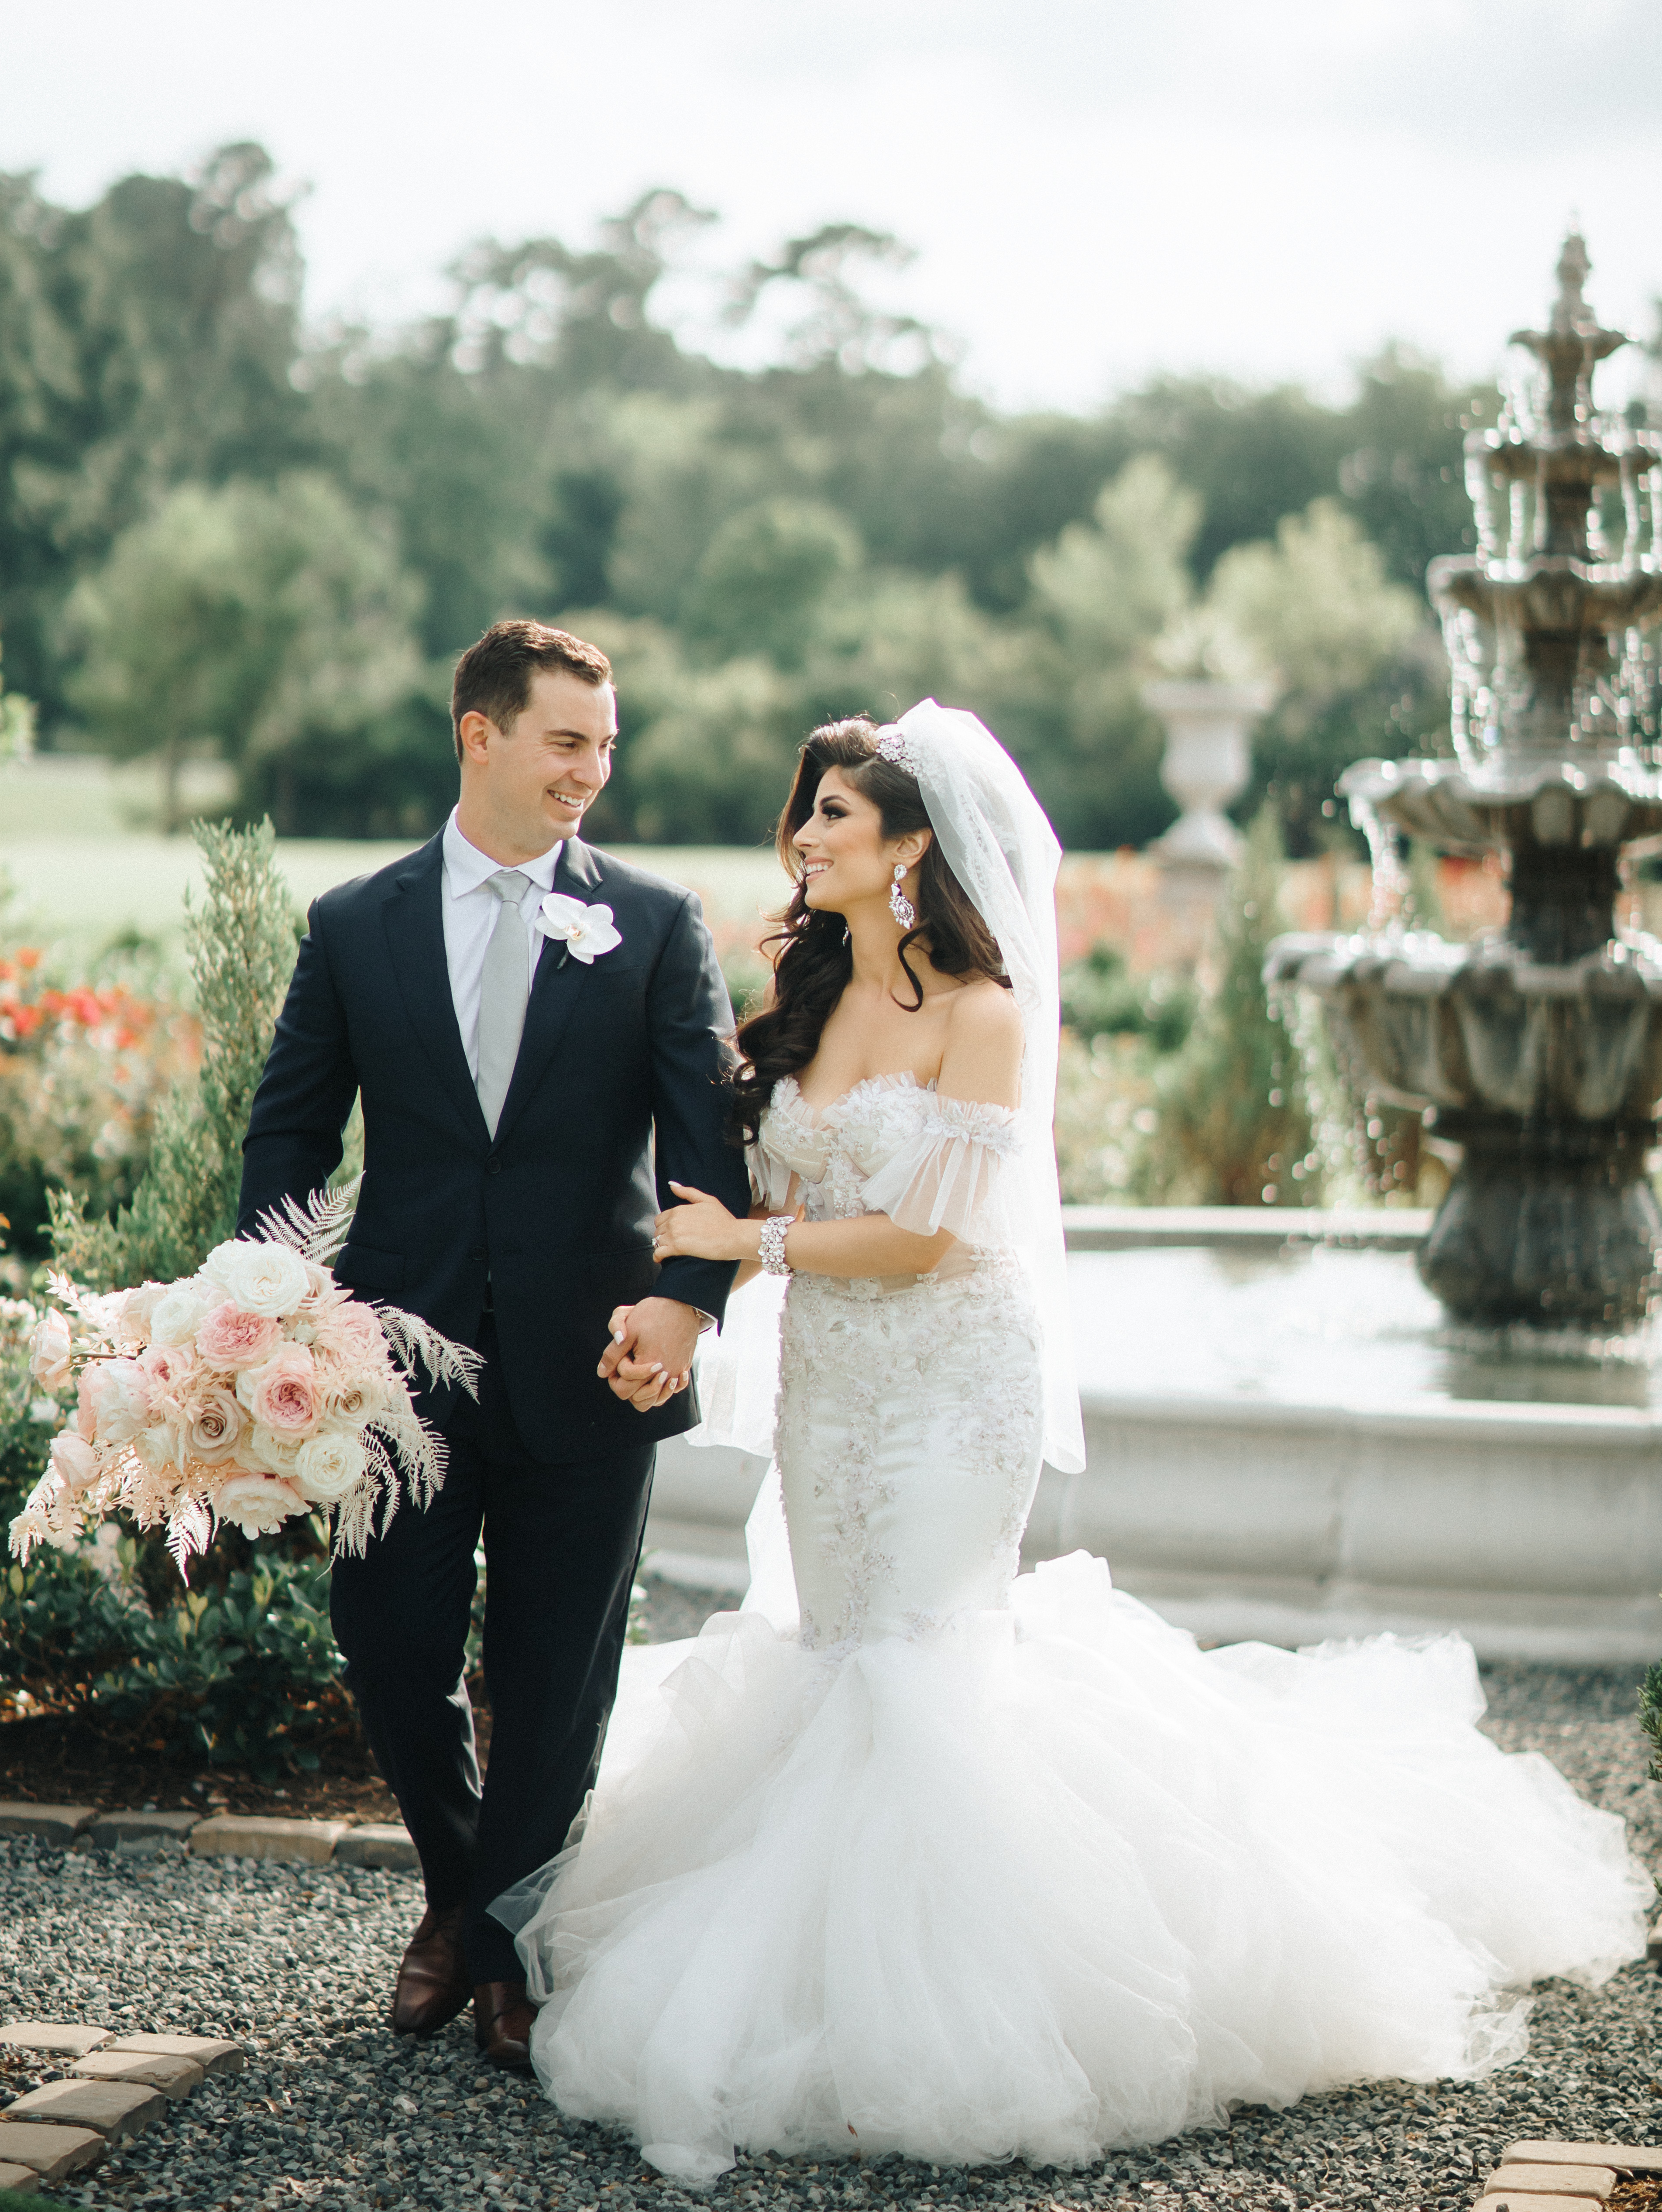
[0,2023,245,2183]
[0,1801,417,1871]
[1473,2140,1662,2212]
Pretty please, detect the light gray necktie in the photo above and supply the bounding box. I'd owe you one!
[475,869,531,1137]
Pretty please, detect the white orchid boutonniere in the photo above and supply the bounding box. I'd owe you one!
[536,892,623,965]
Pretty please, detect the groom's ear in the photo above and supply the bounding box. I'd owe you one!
[457,709,500,766]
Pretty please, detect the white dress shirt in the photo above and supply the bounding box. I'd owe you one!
[440,810,713,1332]
[441,809,565,1082]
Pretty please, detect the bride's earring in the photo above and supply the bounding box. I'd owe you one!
[889,863,916,932]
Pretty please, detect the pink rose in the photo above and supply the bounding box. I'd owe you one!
[241,1347,321,1437]
[76,1357,154,1446]
[139,1342,199,1411]
[28,1309,72,1391]
[196,1301,284,1370]
[48,1430,101,1495]
[310,1296,387,1362]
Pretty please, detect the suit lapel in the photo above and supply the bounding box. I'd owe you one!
[491,838,604,1147]
[380,835,490,1146]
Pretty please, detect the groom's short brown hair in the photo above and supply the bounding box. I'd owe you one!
[450,621,613,761]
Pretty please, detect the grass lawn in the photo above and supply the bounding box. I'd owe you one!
[0,755,793,954]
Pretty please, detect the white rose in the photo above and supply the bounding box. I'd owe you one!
[200,1239,311,1320]
[150,1280,215,1346]
[134,1421,187,1475]
[27,1309,72,1390]
[245,1422,306,1475]
[294,1430,367,1504]
[48,1430,101,1495]
[80,1357,154,1446]
[213,1474,306,1539]
[116,1281,167,1345]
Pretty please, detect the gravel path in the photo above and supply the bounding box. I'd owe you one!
[4,1629,1659,2212]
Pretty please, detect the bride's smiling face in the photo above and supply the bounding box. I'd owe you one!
[793,769,922,914]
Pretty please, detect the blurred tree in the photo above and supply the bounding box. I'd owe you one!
[0,635,34,763]
[3,150,1502,848]
[1009,456,1198,848]
[683,500,860,668]
[65,474,424,832]
[728,223,939,376]
[1335,346,1491,591]
[0,146,312,724]
[1206,498,1435,852]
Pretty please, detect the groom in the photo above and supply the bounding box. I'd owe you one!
[237,619,749,2067]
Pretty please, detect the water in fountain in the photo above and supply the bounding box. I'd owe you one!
[1349,796,1409,936]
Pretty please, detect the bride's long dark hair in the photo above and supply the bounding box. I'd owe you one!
[730,717,1010,1149]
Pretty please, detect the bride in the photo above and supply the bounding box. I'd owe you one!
[495,701,1648,2183]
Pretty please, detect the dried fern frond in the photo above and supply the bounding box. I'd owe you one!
[371,1406,447,1509]
[167,1497,213,1579]
[373,1305,483,1398]
[44,1271,126,1343]
[256,1178,363,1263]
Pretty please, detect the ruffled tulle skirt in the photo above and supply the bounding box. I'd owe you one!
[494,1553,1648,2183]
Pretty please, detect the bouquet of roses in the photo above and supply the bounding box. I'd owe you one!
[10,1187,478,1573]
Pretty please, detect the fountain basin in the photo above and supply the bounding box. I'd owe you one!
[1338,754,1662,859]
[1268,928,1662,1325]
[643,1210,1662,1663]
[1267,931,1662,1121]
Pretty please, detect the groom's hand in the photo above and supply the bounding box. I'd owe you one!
[598,1296,700,1411]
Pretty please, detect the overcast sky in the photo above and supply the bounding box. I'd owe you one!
[3,0,1659,412]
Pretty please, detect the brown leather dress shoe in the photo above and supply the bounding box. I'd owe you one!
[390,1904,470,2038]
[474,1979,536,2072]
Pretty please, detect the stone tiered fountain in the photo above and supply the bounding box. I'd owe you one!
[1270,235,1662,1330]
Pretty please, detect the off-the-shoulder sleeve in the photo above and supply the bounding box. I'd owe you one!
[859,1096,1023,1247]
[748,1137,795,1214]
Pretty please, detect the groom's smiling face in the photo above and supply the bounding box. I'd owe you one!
[457,667,618,862]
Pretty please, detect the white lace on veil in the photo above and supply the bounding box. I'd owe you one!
[688,697,1085,1495]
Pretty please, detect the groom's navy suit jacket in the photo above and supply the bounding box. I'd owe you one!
[236,831,750,1462]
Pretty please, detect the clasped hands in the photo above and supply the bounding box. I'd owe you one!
[596,1184,757,1412]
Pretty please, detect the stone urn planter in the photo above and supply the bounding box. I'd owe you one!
[1144,679,1274,871]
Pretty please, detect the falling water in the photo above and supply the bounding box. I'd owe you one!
[1350,796,1411,936]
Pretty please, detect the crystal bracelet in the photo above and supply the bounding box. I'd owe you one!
[758,1215,795,1275]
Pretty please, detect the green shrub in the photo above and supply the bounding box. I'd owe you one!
[1640,1663,1662,1783]
[49,816,299,1288]
[1137,809,1321,1208]
[1060,945,1196,1054]
[1,1537,351,1779]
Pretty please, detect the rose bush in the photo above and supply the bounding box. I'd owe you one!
[0,945,195,1264]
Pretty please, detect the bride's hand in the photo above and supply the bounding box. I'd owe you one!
[654,1183,754,1264]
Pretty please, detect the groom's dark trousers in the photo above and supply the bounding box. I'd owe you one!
[236,830,749,1986]
[330,1317,653,1982]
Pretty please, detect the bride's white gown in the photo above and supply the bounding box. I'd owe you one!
[498,1075,1649,2184]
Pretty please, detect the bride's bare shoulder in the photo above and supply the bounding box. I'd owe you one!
[937,980,1023,1105]
[943,978,1023,1044]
